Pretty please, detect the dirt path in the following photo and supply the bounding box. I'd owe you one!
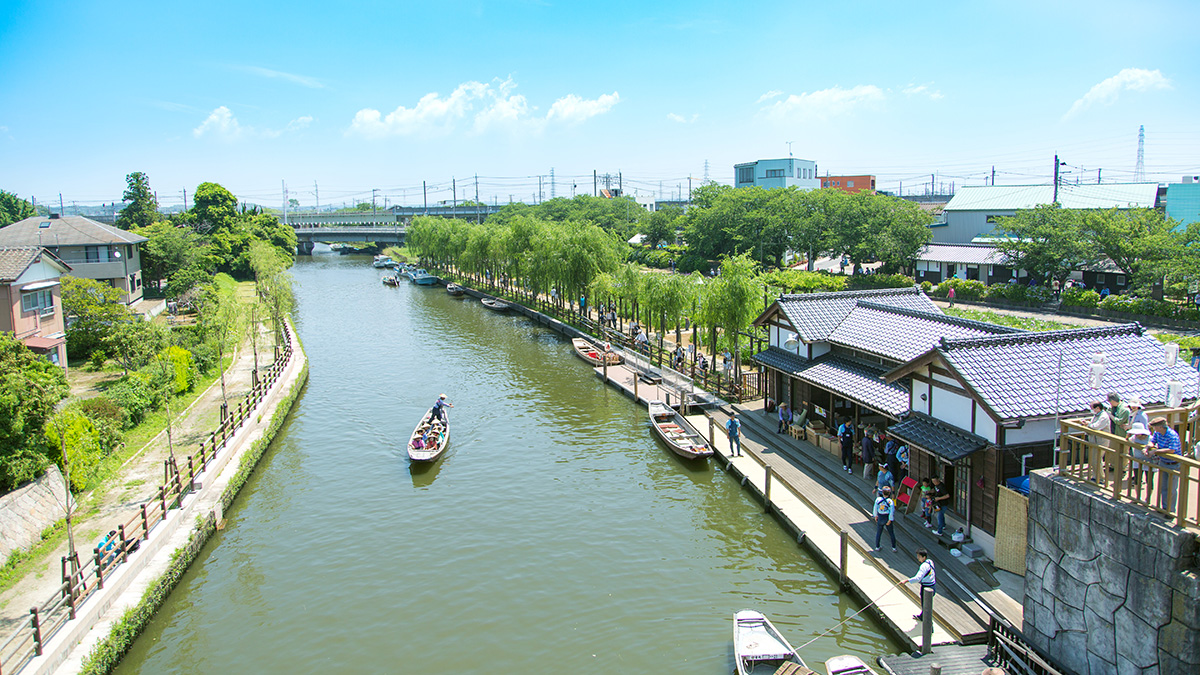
[0,324,277,633]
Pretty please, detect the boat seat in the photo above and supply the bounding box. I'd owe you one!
[774,664,817,675]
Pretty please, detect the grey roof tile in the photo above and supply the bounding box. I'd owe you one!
[888,412,990,462]
[0,246,42,282]
[752,347,910,417]
[829,302,1021,362]
[0,215,148,247]
[775,287,940,343]
[939,324,1200,419]
[916,243,1006,266]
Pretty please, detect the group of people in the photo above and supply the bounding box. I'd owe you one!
[1084,391,1185,508]
[413,394,453,450]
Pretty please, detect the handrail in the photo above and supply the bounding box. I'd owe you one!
[0,319,299,675]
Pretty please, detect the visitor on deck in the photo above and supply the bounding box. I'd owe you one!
[1149,417,1183,509]
[873,486,897,552]
[777,403,792,434]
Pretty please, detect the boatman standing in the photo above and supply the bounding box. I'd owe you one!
[433,394,453,422]
[908,547,936,621]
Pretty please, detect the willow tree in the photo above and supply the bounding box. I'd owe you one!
[697,254,762,373]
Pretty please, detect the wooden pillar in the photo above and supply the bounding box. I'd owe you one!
[921,587,935,654]
[764,464,773,512]
[839,530,849,589]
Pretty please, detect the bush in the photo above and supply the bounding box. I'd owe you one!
[88,350,107,371]
[920,281,933,293]
[105,373,159,428]
[1099,294,1177,318]
[76,397,126,453]
[45,410,105,492]
[932,278,986,301]
[675,253,710,274]
[983,283,1052,304]
[760,269,846,294]
[160,346,198,396]
[846,273,915,291]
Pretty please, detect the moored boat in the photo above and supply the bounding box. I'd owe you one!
[571,337,622,367]
[648,400,712,459]
[373,255,396,268]
[734,610,808,675]
[407,407,450,462]
[480,298,509,311]
[446,283,465,297]
[825,655,878,675]
[412,270,439,285]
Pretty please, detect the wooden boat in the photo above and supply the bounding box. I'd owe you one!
[407,408,450,462]
[446,283,465,297]
[648,400,712,459]
[382,275,401,286]
[571,337,622,367]
[480,298,509,312]
[734,610,808,675]
[825,655,878,675]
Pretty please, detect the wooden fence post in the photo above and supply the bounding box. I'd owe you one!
[118,524,128,563]
[839,530,849,589]
[141,504,149,539]
[764,464,773,512]
[94,547,104,589]
[922,587,935,655]
[709,417,715,448]
[30,607,42,656]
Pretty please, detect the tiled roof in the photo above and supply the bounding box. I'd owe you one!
[752,347,910,417]
[774,287,940,343]
[938,324,1200,419]
[829,302,1021,362]
[916,243,1007,266]
[888,413,990,462]
[944,183,1159,212]
[0,246,42,282]
[0,215,148,247]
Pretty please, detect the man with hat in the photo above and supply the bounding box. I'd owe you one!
[873,485,897,552]
[1149,417,1182,509]
[432,393,453,422]
[1127,419,1153,497]
[726,412,743,457]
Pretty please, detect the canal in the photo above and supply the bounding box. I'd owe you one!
[115,253,901,673]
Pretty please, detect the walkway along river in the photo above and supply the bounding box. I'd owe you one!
[113,254,901,673]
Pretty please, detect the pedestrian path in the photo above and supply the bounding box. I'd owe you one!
[687,412,966,652]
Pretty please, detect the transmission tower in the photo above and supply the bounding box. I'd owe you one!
[1135,125,1146,182]
[703,160,710,182]
[550,168,556,199]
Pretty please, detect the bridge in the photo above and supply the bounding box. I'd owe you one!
[289,204,508,254]
[293,225,407,255]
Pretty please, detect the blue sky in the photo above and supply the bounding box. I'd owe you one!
[1,0,1198,211]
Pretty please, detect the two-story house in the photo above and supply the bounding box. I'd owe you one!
[0,246,71,367]
[0,214,148,305]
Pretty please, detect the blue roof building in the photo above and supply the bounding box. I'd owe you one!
[734,158,820,190]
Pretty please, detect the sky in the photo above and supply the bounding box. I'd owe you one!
[1,0,1198,212]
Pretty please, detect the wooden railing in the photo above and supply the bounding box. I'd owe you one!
[986,617,1067,675]
[0,321,298,675]
[1058,404,1200,529]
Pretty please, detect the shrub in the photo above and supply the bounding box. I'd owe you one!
[675,253,710,274]
[159,346,197,396]
[933,278,986,301]
[88,350,107,371]
[45,410,105,491]
[76,397,126,453]
[1061,287,1100,308]
[105,373,159,427]
[920,280,933,293]
[846,273,915,291]
[984,283,1052,304]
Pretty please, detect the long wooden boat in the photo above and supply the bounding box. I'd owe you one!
[382,275,401,286]
[407,407,450,462]
[734,610,808,675]
[480,298,509,312]
[825,655,878,675]
[648,400,712,459]
[570,337,622,367]
[446,283,465,297]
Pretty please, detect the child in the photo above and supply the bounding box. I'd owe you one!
[920,477,933,528]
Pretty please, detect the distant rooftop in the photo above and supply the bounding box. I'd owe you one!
[944,183,1159,212]
[0,215,148,247]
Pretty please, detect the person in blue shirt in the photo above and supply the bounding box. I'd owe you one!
[838,420,855,473]
[1149,417,1183,509]
[432,394,453,422]
[777,403,792,434]
[873,486,896,552]
[726,413,742,456]
[875,463,894,500]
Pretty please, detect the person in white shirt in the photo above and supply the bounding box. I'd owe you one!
[908,547,937,621]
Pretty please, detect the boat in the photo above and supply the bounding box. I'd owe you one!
[382,275,401,287]
[407,408,450,462]
[571,337,622,367]
[373,255,396,269]
[734,610,808,675]
[480,298,509,312]
[446,283,465,297]
[648,400,712,459]
[825,655,878,675]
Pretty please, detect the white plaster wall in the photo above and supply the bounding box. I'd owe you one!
[931,386,974,429]
[975,407,997,443]
[1005,418,1056,445]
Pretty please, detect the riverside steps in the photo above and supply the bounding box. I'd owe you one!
[698,404,993,653]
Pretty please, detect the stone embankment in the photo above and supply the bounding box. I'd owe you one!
[0,467,67,563]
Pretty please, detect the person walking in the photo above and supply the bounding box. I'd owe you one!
[861,431,876,480]
[873,486,897,552]
[838,419,856,474]
[726,413,743,457]
[777,403,792,434]
[875,463,894,500]
[947,286,956,307]
[895,443,910,485]
[908,548,937,621]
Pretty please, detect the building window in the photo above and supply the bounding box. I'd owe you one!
[737,167,754,184]
[765,169,785,178]
[21,289,53,315]
[1116,275,1126,286]
[847,180,855,188]
[1095,273,1106,285]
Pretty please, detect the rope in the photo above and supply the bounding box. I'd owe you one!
[795,579,907,650]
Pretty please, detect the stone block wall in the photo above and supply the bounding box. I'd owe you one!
[1025,469,1200,674]
[0,465,68,562]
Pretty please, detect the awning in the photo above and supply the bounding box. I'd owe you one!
[752,347,909,418]
[21,280,60,291]
[888,413,989,462]
[22,335,65,350]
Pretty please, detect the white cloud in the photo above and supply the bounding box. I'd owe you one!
[667,113,698,123]
[756,90,783,104]
[546,91,620,124]
[902,84,943,100]
[349,79,619,138]
[761,85,885,121]
[193,107,313,141]
[236,65,324,89]
[1063,68,1170,120]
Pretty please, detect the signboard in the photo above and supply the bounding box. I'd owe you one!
[813,405,827,418]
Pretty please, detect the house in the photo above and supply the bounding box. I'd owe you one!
[884,323,1199,557]
[934,183,1161,244]
[913,243,1014,284]
[819,175,876,193]
[1165,177,1200,228]
[734,158,820,190]
[0,214,148,305]
[0,246,71,367]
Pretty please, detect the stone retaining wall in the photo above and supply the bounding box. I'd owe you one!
[0,466,67,562]
[1024,469,1200,674]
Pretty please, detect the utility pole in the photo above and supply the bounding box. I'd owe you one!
[594,170,597,197]
[452,178,457,217]
[1097,169,1102,184]
[618,172,622,194]
[283,181,289,226]
[475,174,480,223]
[314,181,320,212]
[991,166,995,186]
[59,193,64,215]
[688,176,692,204]
[550,167,556,199]
[538,175,543,204]
[183,188,188,211]
[372,188,378,218]
[423,181,428,214]
[1053,154,1066,204]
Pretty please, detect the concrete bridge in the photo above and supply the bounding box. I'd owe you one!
[293,225,407,255]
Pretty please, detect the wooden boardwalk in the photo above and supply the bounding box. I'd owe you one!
[591,361,696,408]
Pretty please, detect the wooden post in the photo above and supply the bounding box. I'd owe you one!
[1176,467,1190,528]
[30,607,42,656]
[633,374,639,402]
[921,586,935,654]
[929,665,942,675]
[65,562,76,620]
[141,503,149,539]
[159,485,167,521]
[94,547,104,589]
[839,530,849,589]
[118,524,128,563]
[602,355,608,384]
[709,417,716,448]
[764,464,773,512]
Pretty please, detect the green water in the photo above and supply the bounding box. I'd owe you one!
[114,254,900,673]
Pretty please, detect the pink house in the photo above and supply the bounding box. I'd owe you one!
[0,246,71,368]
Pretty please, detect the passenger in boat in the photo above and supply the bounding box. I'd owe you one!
[432,394,453,422]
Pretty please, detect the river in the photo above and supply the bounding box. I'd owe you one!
[115,253,900,673]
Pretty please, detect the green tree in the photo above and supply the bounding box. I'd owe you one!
[45,409,104,492]
[639,207,680,250]
[1079,207,1182,290]
[107,318,167,375]
[137,221,210,289]
[61,276,133,359]
[0,189,36,227]
[191,182,240,232]
[116,171,159,230]
[992,205,1099,286]
[0,333,69,490]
